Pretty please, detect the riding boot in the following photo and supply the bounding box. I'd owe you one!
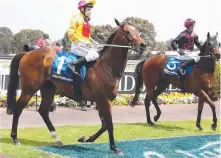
[68,57,86,75]
[73,74,83,102]
[177,59,196,76]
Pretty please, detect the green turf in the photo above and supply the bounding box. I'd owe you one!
[0,119,220,158]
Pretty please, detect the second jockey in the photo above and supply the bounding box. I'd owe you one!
[67,0,99,75]
[171,18,202,76]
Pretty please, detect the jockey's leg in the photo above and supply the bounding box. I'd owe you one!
[84,49,99,62]
[68,43,87,74]
[68,43,99,102]
[69,51,99,74]
[68,43,99,74]
[68,57,87,74]
[72,49,99,102]
[177,56,200,76]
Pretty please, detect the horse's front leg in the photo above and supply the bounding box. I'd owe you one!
[196,95,205,130]
[78,103,107,142]
[78,100,124,156]
[103,100,124,156]
[200,90,217,131]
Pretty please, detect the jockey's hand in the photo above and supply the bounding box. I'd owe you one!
[91,44,100,50]
[90,38,99,45]
[178,49,185,56]
[79,40,92,48]
[85,43,99,50]
[85,44,93,48]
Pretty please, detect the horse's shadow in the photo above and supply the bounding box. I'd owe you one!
[1,137,107,154]
[1,137,54,146]
[47,144,106,154]
[127,123,186,131]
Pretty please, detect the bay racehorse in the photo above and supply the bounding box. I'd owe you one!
[131,32,220,131]
[6,19,146,155]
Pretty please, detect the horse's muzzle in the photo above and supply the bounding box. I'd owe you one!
[140,43,147,54]
[215,53,220,60]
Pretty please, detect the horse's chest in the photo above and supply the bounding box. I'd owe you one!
[96,78,119,98]
[84,68,120,100]
[199,73,214,88]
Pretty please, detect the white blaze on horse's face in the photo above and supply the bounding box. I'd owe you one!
[124,24,146,45]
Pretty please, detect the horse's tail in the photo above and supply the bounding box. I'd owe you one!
[131,60,146,105]
[7,53,26,115]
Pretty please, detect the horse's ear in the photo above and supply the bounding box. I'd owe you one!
[114,18,121,26]
[207,32,210,39]
[215,32,218,38]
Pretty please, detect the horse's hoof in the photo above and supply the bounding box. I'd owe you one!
[111,147,124,156]
[198,126,203,131]
[78,136,87,143]
[81,107,87,111]
[115,149,124,156]
[147,121,155,126]
[211,124,216,131]
[55,141,63,146]
[13,139,21,145]
[15,142,21,146]
[7,109,13,115]
[154,115,160,122]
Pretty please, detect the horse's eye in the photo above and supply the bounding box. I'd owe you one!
[208,42,212,46]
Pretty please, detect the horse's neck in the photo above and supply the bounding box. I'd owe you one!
[197,56,216,73]
[101,36,129,78]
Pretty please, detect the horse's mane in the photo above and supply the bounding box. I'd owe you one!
[199,41,206,56]
[197,35,218,72]
[98,21,134,58]
[99,30,117,58]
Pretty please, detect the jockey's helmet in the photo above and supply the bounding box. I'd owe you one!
[43,34,49,39]
[78,0,96,10]
[184,18,196,28]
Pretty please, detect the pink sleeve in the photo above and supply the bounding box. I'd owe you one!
[36,39,45,47]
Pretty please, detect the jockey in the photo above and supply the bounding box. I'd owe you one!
[36,33,51,48]
[67,0,99,75]
[171,18,202,76]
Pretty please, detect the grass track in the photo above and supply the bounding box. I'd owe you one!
[0,119,220,158]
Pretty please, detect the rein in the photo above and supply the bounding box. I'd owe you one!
[199,55,211,58]
[91,43,132,48]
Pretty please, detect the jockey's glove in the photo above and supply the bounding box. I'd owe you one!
[178,49,185,56]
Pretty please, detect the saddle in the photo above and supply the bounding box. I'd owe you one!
[164,57,193,93]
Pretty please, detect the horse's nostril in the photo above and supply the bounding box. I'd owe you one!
[140,44,146,50]
[215,53,221,60]
[140,43,146,48]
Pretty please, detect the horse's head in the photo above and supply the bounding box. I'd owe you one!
[200,32,220,61]
[114,18,147,54]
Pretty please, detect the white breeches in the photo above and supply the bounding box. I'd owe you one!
[177,50,200,62]
[71,42,99,62]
